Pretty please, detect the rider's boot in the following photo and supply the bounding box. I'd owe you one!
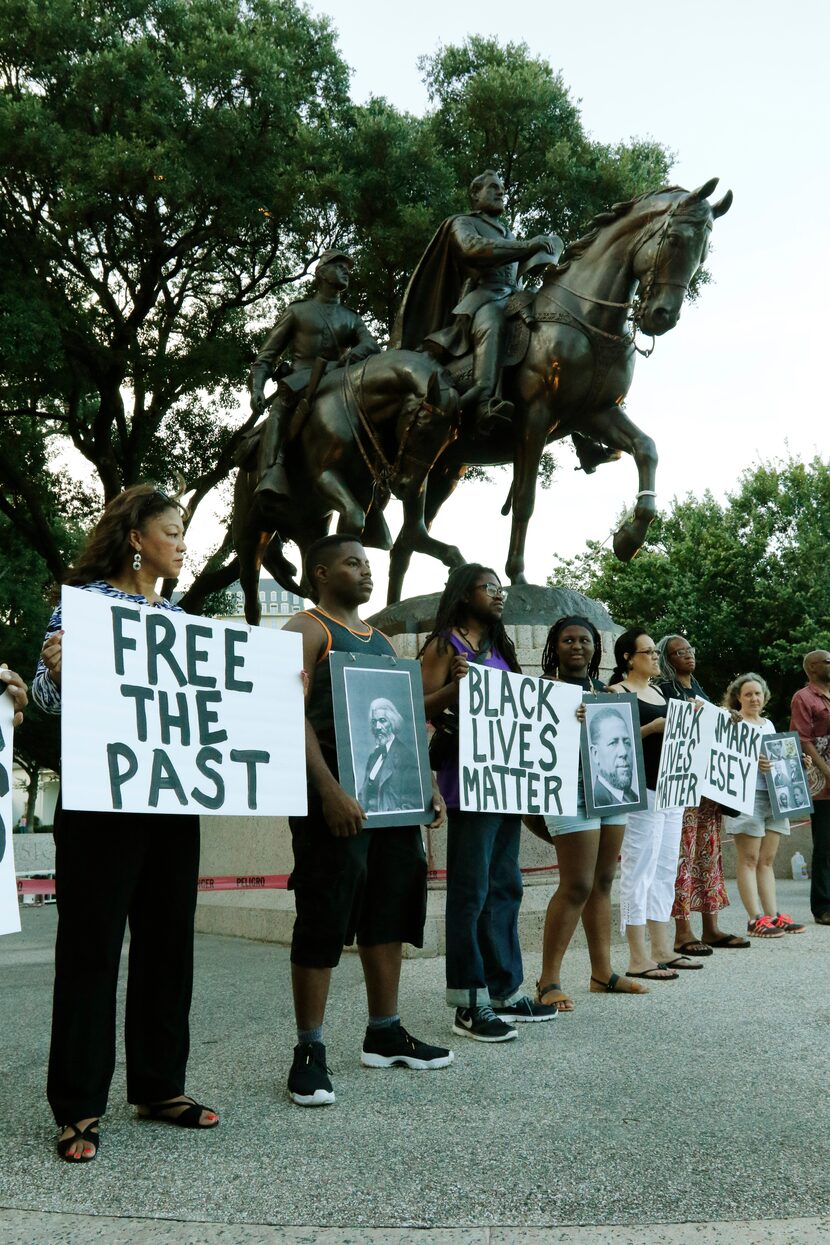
[255,402,291,503]
[571,431,622,474]
[476,395,514,437]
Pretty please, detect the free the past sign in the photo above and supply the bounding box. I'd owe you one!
[60,588,307,817]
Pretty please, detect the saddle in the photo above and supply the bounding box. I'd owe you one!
[442,290,535,392]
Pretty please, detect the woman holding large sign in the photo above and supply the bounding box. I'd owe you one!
[609,629,694,980]
[724,672,805,937]
[32,485,218,1162]
[421,565,558,1041]
[656,636,748,953]
[529,617,647,1010]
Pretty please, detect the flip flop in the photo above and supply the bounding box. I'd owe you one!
[662,955,703,970]
[625,966,679,981]
[674,940,713,957]
[703,933,751,949]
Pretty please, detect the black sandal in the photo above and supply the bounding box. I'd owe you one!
[57,1120,100,1162]
[137,1095,219,1128]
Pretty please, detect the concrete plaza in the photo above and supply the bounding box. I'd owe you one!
[1,880,829,1243]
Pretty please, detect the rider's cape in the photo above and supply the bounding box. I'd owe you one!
[392,214,475,357]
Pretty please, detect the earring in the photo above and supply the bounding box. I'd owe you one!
[132,551,142,571]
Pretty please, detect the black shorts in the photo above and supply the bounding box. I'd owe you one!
[288,805,428,968]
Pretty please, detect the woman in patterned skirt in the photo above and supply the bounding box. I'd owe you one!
[656,635,749,953]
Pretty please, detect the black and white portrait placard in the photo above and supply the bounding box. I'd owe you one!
[581,693,648,818]
[329,652,433,828]
[761,730,813,819]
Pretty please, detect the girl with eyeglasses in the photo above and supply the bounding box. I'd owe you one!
[655,636,748,953]
[420,565,558,1042]
[32,485,219,1162]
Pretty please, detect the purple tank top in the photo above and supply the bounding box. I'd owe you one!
[434,632,514,809]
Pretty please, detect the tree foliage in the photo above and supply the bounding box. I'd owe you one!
[549,457,830,717]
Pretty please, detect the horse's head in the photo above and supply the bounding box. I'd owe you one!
[394,366,459,495]
[632,179,732,335]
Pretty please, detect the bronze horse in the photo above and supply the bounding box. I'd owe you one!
[233,349,460,622]
[386,179,733,603]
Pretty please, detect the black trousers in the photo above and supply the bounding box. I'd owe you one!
[810,800,830,918]
[47,803,200,1123]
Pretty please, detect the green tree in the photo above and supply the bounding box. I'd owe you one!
[419,38,672,241]
[549,457,830,717]
[0,0,353,606]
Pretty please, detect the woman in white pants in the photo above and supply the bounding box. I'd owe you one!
[609,629,702,979]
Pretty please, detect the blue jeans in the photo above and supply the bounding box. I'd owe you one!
[445,809,524,1008]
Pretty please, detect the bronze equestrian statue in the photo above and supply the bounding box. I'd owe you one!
[233,176,731,615]
[387,174,732,602]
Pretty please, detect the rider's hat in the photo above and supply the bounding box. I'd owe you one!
[316,248,353,270]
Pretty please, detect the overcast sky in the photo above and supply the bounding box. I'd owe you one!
[197,1,829,611]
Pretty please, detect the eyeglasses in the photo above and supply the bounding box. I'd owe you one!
[633,647,659,657]
[671,647,695,658]
[476,583,507,600]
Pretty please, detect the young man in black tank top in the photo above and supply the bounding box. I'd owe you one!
[282,536,452,1106]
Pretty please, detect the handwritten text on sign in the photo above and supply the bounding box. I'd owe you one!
[655,699,759,815]
[60,588,307,817]
[0,695,19,936]
[459,666,581,815]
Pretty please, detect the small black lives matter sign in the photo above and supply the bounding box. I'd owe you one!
[459,666,582,815]
[60,587,307,817]
[656,699,761,815]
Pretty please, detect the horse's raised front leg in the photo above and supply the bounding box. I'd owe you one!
[387,482,464,605]
[505,403,550,584]
[583,404,657,561]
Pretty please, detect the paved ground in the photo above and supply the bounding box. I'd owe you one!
[1,880,829,1243]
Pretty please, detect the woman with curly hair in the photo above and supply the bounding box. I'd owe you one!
[32,484,219,1162]
[724,672,806,938]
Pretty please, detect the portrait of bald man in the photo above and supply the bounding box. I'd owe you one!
[588,705,639,808]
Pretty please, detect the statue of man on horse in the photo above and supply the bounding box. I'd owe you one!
[395,169,562,437]
[248,249,381,505]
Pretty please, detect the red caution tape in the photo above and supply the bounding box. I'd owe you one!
[16,861,561,898]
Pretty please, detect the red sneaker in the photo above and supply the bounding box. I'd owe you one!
[747,916,785,938]
[772,912,806,933]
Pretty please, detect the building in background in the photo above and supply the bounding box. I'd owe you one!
[218,577,306,628]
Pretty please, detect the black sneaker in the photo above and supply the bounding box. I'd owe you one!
[287,1041,335,1107]
[361,1023,454,1069]
[452,1006,517,1043]
[491,995,558,1023]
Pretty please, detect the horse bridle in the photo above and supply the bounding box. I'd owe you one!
[342,361,451,493]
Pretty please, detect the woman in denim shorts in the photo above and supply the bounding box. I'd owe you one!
[525,617,648,1011]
